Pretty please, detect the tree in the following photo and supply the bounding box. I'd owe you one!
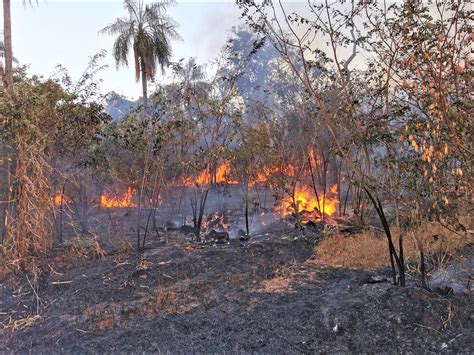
[232,123,272,236]
[100,0,180,107]
[238,0,408,285]
[239,0,473,287]
[0,52,109,268]
[172,57,205,99]
[2,0,13,93]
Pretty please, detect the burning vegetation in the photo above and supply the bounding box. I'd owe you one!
[100,187,137,208]
[0,1,472,352]
[181,161,238,186]
[277,185,339,219]
[53,193,69,206]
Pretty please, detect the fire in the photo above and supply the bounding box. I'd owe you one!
[253,167,277,185]
[100,187,136,208]
[53,193,69,206]
[251,151,319,186]
[215,162,239,185]
[181,161,238,186]
[277,184,339,219]
[309,149,321,168]
[181,151,320,187]
[251,165,297,186]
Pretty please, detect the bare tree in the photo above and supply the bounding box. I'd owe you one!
[238,0,407,285]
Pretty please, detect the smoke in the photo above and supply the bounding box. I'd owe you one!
[170,2,243,65]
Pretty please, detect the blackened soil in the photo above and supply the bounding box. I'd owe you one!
[0,231,472,353]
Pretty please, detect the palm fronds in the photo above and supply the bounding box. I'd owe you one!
[99,0,180,103]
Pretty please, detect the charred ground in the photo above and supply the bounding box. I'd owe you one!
[0,227,472,353]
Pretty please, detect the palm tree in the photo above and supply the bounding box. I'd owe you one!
[100,0,180,107]
[1,38,18,63]
[172,57,209,103]
[2,0,13,92]
[2,0,35,92]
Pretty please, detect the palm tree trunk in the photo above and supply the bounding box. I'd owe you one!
[141,62,148,107]
[1,0,13,247]
[3,0,13,92]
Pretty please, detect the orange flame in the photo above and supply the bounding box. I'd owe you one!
[53,193,69,206]
[100,187,136,208]
[251,151,319,186]
[251,165,297,186]
[309,149,321,168]
[181,161,238,186]
[277,184,339,218]
[215,161,239,185]
[181,150,321,187]
[252,166,278,185]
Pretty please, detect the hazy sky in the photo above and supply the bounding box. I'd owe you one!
[4,1,387,100]
[5,1,245,99]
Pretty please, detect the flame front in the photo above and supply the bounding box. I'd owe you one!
[251,165,297,186]
[252,150,319,186]
[215,161,239,184]
[277,184,339,219]
[181,161,238,186]
[100,187,137,208]
[309,149,321,168]
[181,151,321,187]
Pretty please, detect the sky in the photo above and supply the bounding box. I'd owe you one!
[5,1,246,99]
[4,1,406,100]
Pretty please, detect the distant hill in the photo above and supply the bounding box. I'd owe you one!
[105,92,137,121]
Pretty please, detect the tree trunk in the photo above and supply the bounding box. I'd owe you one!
[3,0,13,91]
[245,196,249,236]
[419,246,428,290]
[141,61,148,107]
[365,187,406,286]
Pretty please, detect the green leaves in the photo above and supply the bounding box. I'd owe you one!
[100,0,180,86]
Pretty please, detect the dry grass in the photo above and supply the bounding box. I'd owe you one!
[1,313,43,332]
[258,260,299,294]
[314,221,472,271]
[260,277,293,293]
[83,305,120,331]
[94,315,118,331]
[3,150,55,270]
[315,230,392,270]
[145,288,178,314]
[82,287,181,331]
[68,235,108,260]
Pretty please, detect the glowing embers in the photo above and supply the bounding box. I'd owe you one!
[277,184,339,220]
[100,187,137,208]
[53,193,69,206]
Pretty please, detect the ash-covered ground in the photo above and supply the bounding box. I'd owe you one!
[0,226,472,353]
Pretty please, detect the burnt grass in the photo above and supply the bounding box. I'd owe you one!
[0,229,472,354]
